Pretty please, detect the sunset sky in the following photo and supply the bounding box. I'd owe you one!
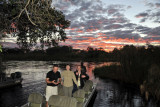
[53,0,160,51]
[2,0,160,52]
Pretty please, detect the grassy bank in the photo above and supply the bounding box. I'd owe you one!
[94,64,160,101]
[93,64,144,85]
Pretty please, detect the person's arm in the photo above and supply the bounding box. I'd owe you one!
[85,74,89,80]
[81,73,89,80]
[61,72,64,85]
[72,72,78,86]
[74,71,78,80]
[58,78,62,84]
[46,78,58,85]
[58,72,62,84]
[46,72,58,85]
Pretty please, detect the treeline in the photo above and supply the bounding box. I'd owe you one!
[1,46,115,61]
[94,44,160,101]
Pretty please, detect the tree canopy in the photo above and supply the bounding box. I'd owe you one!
[0,0,70,49]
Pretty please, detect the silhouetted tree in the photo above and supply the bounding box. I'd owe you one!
[0,0,70,49]
[0,0,70,73]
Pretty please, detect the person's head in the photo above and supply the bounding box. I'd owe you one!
[66,64,70,71]
[81,62,84,66]
[53,64,58,72]
[77,65,81,71]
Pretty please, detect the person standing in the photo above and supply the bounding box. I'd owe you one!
[45,64,61,107]
[81,62,87,74]
[61,64,78,97]
[74,65,89,89]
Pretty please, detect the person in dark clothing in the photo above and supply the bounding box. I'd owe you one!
[81,62,87,74]
[74,65,89,89]
[45,64,61,107]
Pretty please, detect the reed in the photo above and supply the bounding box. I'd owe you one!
[93,63,160,101]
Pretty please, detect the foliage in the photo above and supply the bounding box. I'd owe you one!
[145,64,160,100]
[94,45,160,84]
[93,44,160,101]
[85,47,108,60]
[94,64,122,79]
[1,46,112,61]
[0,0,70,49]
[46,46,72,55]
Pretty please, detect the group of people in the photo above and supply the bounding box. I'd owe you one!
[45,62,89,107]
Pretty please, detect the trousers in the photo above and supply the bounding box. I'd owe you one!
[63,86,73,97]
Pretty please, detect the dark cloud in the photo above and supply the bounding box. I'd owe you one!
[127,6,132,9]
[135,2,160,23]
[135,13,148,18]
[56,1,142,41]
[135,25,151,33]
[79,1,93,11]
[147,27,160,36]
[155,3,160,8]
[104,24,123,29]
[103,30,141,40]
[53,0,160,51]
[72,37,89,41]
[123,23,137,28]
[146,2,154,7]
[135,26,160,40]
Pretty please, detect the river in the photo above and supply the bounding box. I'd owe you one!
[0,61,158,107]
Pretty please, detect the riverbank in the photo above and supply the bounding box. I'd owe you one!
[94,64,143,85]
[2,54,116,62]
[93,64,160,102]
[1,46,118,62]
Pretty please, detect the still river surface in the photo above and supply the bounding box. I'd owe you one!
[0,61,159,107]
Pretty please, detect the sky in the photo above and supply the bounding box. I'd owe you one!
[2,0,160,52]
[53,0,160,51]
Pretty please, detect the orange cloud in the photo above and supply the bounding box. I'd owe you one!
[135,16,144,18]
[86,28,98,32]
[76,30,84,33]
[97,33,106,36]
[60,34,160,52]
[65,27,76,30]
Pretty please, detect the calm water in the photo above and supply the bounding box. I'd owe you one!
[0,61,158,107]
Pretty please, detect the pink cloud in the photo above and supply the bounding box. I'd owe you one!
[60,35,160,52]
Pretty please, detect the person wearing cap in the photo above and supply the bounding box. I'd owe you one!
[45,64,61,107]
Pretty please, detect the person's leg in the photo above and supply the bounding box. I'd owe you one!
[52,86,58,95]
[67,87,70,97]
[68,86,73,97]
[72,83,78,94]
[46,86,58,107]
[63,86,68,96]
[46,86,52,107]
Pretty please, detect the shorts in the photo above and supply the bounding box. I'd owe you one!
[46,86,58,101]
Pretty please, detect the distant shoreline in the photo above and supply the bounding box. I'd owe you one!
[2,54,116,62]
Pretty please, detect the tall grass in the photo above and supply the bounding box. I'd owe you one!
[94,62,160,101]
[144,64,160,100]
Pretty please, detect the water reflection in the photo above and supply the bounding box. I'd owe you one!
[4,61,112,82]
[0,61,158,107]
[93,79,158,107]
